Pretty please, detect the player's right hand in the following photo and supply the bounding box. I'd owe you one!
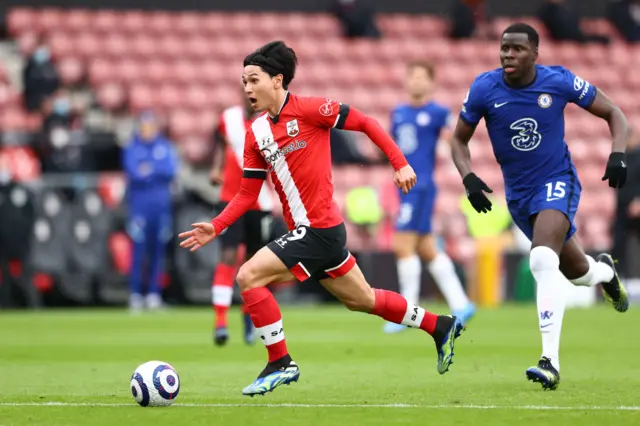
[394,164,417,194]
[463,172,493,214]
[179,222,217,252]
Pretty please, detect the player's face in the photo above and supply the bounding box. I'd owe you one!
[406,66,434,99]
[242,65,281,112]
[500,33,537,81]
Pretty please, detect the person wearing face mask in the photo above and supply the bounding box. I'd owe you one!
[122,112,179,311]
[0,154,37,309]
[22,38,60,112]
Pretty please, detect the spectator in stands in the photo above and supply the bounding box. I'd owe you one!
[331,0,381,39]
[608,0,640,42]
[538,0,610,44]
[449,0,496,40]
[22,36,60,112]
[123,111,178,311]
[0,153,38,309]
[611,130,640,278]
[39,89,92,176]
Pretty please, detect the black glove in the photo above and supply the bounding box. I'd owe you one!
[463,173,493,213]
[602,152,627,189]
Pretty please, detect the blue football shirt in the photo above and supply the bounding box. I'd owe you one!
[459,64,597,199]
[390,101,451,190]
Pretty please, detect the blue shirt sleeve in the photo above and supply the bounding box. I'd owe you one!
[559,66,597,109]
[459,76,487,126]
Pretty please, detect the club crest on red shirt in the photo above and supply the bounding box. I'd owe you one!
[286,119,299,137]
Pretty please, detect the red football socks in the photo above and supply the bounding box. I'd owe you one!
[371,289,437,335]
[241,287,289,362]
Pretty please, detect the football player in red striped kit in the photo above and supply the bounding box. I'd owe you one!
[179,41,465,396]
[209,93,274,347]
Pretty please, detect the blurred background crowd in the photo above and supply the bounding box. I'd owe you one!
[0,0,638,310]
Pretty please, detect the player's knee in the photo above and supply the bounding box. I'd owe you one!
[418,244,437,263]
[236,262,263,291]
[341,287,375,312]
[529,246,560,272]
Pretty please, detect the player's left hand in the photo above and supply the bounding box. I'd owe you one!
[179,222,217,252]
[394,165,417,194]
[602,152,627,189]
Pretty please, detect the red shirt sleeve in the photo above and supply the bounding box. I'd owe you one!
[298,97,350,129]
[342,107,409,171]
[211,131,268,234]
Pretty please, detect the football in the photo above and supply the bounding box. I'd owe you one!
[130,360,180,407]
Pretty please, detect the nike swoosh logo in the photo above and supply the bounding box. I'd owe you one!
[546,197,563,202]
[540,323,554,329]
[621,161,626,167]
[494,102,508,108]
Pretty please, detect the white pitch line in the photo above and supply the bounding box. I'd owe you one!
[0,402,639,411]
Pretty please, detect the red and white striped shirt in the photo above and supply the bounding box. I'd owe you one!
[217,106,273,212]
[212,92,408,233]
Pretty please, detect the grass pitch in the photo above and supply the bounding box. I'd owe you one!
[0,304,639,425]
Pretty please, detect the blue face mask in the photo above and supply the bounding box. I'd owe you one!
[33,47,51,64]
[53,98,70,116]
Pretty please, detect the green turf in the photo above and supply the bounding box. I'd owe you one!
[0,304,639,425]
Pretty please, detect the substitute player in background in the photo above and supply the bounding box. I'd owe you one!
[179,41,465,396]
[451,23,628,390]
[384,61,476,334]
[209,93,274,346]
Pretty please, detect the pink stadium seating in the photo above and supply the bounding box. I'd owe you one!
[4,7,635,248]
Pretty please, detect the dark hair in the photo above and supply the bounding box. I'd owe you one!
[408,60,435,79]
[502,23,540,48]
[243,41,298,90]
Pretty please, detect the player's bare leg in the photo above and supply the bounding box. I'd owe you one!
[319,262,465,374]
[211,247,238,346]
[385,232,421,333]
[559,236,628,313]
[235,246,299,396]
[417,235,475,326]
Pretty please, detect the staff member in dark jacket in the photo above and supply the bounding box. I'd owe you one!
[612,131,640,277]
[0,153,38,308]
[122,112,178,311]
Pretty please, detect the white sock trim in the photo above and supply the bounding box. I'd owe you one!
[256,319,285,346]
[212,285,233,306]
[401,304,425,328]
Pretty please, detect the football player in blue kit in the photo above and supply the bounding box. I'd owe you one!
[384,61,476,334]
[451,23,629,390]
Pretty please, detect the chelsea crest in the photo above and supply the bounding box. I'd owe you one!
[538,93,552,108]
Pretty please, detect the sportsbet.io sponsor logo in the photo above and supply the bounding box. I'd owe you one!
[261,140,307,166]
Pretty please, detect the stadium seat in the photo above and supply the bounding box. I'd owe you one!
[66,9,93,33]
[57,57,85,86]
